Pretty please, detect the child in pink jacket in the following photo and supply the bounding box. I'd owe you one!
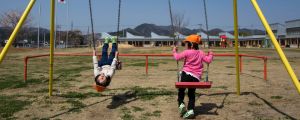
[173,34,213,119]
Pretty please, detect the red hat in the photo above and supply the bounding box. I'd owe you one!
[93,84,106,92]
[183,34,201,44]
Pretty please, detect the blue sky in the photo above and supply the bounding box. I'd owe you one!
[0,0,300,33]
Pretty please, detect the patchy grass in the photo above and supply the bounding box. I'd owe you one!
[213,86,228,90]
[0,75,43,90]
[270,96,283,99]
[0,95,31,119]
[225,66,235,68]
[55,66,91,78]
[65,99,86,112]
[0,75,20,90]
[66,99,86,108]
[120,107,134,120]
[79,85,92,89]
[132,106,144,112]
[34,88,49,93]
[129,86,175,101]
[122,58,168,67]
[126,62,160,67]
[61,92,101,99]
[250,70,263,72]
[141,110,162,119]
[165,69,178,71]
[248,101,263,106]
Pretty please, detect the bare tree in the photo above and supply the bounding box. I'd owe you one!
[0,10,32,28]
[0,10,33,46]
[172,12,189,35]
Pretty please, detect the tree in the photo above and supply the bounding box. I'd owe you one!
[68,30,85,47]
[0,10,33,46]
[172,12,189,35]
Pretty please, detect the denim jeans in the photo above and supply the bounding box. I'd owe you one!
[98,43,117,67]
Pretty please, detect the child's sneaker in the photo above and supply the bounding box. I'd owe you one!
[183,109,195,119]
[178,103,187,117]
[104,37,110,43]
[111,36,117,43]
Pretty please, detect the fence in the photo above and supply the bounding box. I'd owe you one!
[24,53,268,81]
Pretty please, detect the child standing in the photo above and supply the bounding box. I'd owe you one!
[93,37,118,92]
[173,34,213,119]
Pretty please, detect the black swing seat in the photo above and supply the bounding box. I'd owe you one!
[175,81,212,89]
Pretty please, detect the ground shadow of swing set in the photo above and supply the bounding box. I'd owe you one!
[192,92,297,119]
[43,91,297,120]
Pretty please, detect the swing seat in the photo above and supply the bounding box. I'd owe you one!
[93,84,106,92]
[116,60,122,70]
[175,81,212,89]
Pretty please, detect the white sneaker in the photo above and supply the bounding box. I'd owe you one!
[183,109,195,119]
[178,103,187,117]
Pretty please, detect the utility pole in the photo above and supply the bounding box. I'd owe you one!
[55,0,57,49]
[87,26,90,48]
[66,0,69,48]
[37,3,41,48]
[43,32,46,47]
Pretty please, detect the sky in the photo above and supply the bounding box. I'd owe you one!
[0,0,300,33]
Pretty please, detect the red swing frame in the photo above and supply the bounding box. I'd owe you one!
[175,81,212,89]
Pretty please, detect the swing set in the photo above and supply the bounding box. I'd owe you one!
[0,0,299,96]
[169,0,213,89]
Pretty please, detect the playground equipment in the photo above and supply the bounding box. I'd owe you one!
[89,0,122,92]
[24,53,268,81]
[172,0,213,89]
[0,0,299,96]
[175,82,212,89]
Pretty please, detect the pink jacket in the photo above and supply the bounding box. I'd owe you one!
[173,49,213,80]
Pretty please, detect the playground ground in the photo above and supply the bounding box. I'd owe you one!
[0,47,300,120]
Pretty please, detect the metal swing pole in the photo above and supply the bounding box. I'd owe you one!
[168,0,179,81]
[251,0,300,94]
[49,0,55,96]
[117,0,121,43]
[203,0,210,82]
[233,0,241,95]
[88,0,96,50]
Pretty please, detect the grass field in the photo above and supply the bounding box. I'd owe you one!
[0,46,300,120]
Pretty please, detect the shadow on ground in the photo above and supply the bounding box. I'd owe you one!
[193,92,297,120]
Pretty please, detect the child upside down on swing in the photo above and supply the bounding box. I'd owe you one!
[93,37,119,92]
[173,34,213,119]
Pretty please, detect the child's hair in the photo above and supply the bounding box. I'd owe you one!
[186,41,199,50]
[94,75,111,87]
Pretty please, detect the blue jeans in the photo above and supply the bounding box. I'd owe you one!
[98,43,117,67]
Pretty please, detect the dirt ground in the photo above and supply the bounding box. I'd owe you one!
[0,47,300,120]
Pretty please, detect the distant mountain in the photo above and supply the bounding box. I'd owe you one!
[0,24,266,42]
[208,28,224,36]
[108,23,265,37]
[229,28,265,36]
[135,23,171,37]
[110,23,200,37]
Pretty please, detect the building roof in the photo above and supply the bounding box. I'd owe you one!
[285,19,300,23]
[151,32,170,39]
[126,32,145,38]
[100,32,112,39]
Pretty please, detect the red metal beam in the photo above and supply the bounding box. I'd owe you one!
[175,81,212,88]
[24,53,268,81]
